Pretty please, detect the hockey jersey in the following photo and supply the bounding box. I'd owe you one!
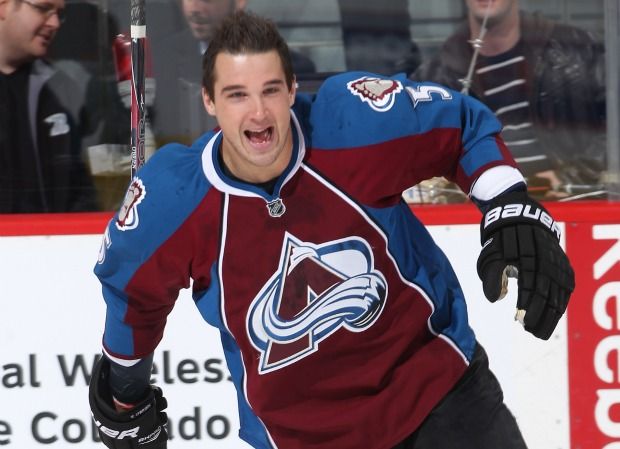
[95,72,519,449]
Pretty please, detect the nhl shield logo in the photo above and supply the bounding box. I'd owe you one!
[347,76,403,112]
[266,198,286,218]
[116,177,146,231]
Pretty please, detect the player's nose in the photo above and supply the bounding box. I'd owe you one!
[250,97,268,120]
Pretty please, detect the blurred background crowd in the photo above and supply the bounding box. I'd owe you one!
[0,0,617,213]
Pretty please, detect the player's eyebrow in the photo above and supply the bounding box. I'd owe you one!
[219,84,244,94]
[219,79,286,94]
[263,79,286,87]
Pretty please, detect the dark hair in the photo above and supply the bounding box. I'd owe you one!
[202,10,294,99]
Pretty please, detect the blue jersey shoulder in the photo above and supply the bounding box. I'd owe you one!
[305,71,498,150]
[122,141,212,231]
[95,141,213,288]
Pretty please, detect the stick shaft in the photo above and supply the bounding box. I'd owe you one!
[130,0,146,178]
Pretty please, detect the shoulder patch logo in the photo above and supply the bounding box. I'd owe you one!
[346,76,403,112]
[116,177,146,231]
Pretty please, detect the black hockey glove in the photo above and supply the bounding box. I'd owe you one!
[89,357,168,448]
[477,191,575,340]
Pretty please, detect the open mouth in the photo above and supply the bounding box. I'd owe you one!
[37,34,54,47]
[245,127,274,146]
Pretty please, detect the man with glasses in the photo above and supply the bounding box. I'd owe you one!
[0,0,97,212]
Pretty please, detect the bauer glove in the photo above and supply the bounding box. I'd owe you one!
[89,357,168,448]
[476,190,575,339]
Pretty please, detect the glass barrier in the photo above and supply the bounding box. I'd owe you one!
[1,0,617,212]
[406,0,612,204]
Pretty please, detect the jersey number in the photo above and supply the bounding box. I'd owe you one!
[406,85,452,108]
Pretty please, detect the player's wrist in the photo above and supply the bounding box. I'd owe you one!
[89,357,168,448]
[112,396,139,413]
[480,191,561,244]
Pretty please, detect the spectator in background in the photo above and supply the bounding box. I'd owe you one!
[48,2,175,211]
[338,0,421,76]
[152,0,317,147]
[0,0,97,213]
[412,0,606,199]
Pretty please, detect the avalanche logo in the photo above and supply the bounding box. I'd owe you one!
[346,76,403,112]
[247,232,388,374]
[115,177,146,231]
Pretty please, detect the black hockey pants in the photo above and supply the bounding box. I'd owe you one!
[393,344,529,449]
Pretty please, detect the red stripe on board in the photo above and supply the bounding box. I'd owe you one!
[0,200,618,236]
[0,212,113,236]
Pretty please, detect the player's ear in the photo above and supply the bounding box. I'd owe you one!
[289,76,297,107]
[202,87,216,117]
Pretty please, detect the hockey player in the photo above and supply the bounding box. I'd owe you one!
[89,10,574,449]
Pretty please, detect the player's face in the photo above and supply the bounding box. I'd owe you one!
[0,0,64,68]
[203,50,296,183]
[465,0,517,27]
[181,0,245,42]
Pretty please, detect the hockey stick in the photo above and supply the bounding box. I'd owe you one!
[130,0,147,178]
[459,1,492,95]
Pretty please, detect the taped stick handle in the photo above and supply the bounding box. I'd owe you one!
[131,0,146,29]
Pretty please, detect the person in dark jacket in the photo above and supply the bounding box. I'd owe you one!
[338,0,421,76]
[0,0,97,213]
[412,0,606,199]
[151,0,317,147]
